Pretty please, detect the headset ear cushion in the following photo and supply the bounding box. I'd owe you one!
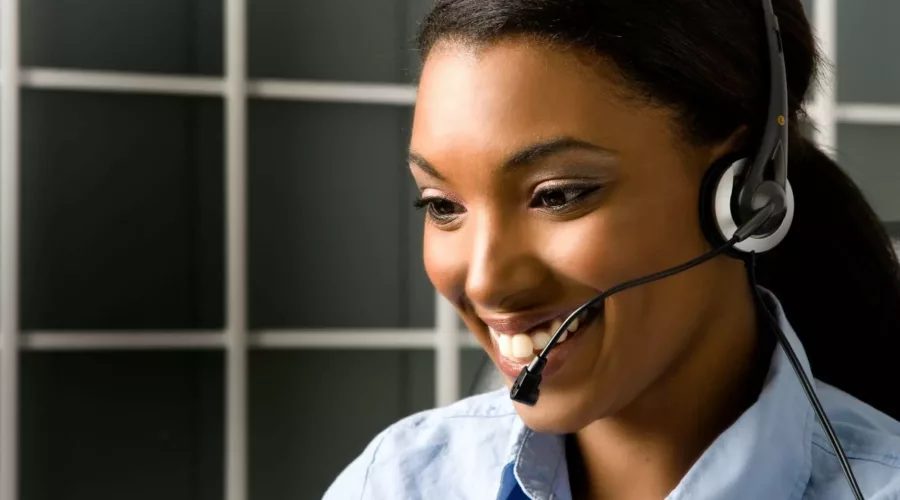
[699,157,742,251]
[699,156,795,255]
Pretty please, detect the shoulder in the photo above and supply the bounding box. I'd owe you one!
[806,382,900,498]
[323,389,518,500]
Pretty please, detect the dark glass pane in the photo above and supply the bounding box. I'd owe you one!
[20,351,223,500]
[836,124,900,223]
[801,0,814,18]
[249,0,434,83]
[404,0,438,82]
[248,101,432,328]
[249,350,434,500]
[20,91,224,330]
[462,348,501,396]
[837,1,900,104]
[22,0,222,74]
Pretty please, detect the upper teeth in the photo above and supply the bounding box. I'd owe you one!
[531,331,551,350]
[511,334,533,358]
[491,311,588,362]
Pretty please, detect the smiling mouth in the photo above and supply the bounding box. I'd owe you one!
[489,304,602,363]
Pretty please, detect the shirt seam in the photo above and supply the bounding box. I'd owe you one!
[359,426,392,500]
[442,411,517,420]
[811,440,900,468]
[390,409,517,430]
[791,404,815,500]
[378,409,516,436]
[548,446,565,500]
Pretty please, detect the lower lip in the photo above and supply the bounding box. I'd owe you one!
[493,311,600,381]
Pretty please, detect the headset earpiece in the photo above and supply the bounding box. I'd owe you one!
[699,156,794,254]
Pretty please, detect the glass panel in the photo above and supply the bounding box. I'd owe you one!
[249,350,434,499]
[20,352,223,500]
[248,101,431,328]
[836,124,900,222]
[837,1,900,104]
[248,0,434,83]
[20,91,224,330]
[404,0,438,82]
[801,0,813,18]
[462,348,504,396]
[21,0,223,74]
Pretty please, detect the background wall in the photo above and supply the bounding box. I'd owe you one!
[0,1,898,499]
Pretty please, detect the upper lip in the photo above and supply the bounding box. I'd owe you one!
[478,305,587,335]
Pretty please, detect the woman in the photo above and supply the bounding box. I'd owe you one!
[326,0,900,498]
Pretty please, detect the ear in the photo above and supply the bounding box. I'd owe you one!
[707,125,750,166]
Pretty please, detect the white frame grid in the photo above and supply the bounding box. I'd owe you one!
[0,1,897,499]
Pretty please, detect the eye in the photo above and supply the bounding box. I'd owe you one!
[530,185,602,210]
[413,196,465,225]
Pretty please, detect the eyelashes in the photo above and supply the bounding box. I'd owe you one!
[413,183,605,227]
[413,196,464,224]
[530,184,603,210]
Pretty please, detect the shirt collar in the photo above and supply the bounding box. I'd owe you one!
[500,288,815,500]
[505,417,570,500]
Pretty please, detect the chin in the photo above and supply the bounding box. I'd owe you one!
[509,384,604,434]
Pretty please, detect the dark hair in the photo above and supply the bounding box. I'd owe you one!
[417,0,900,419]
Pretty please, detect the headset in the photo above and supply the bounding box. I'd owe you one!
[507,1,865,498]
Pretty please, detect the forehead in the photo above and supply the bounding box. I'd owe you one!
[410,39,674,166]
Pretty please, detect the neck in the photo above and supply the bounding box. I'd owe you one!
[568,285,772,500]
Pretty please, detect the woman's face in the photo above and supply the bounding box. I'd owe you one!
[409,39,750,432]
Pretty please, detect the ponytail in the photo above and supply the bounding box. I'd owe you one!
[756,134,900,419]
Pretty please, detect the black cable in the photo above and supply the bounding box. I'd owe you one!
[511,235,744,406]
[536,235,742,360]
[746,252,865,500]
[517,204,776,387]
[480,239,737,398]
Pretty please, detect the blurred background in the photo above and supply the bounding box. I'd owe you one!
[0,0,897,499]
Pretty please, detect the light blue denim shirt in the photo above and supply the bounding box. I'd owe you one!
[324,291,900,499]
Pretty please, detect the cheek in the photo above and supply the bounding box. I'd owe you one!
[421,226,497,352]
[541,217,621,289]
[422,226,467,301]
[543,178,710,361]
[539,200,677,292]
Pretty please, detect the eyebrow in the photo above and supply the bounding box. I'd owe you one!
[408,151,445,180]
[408,136,615,180]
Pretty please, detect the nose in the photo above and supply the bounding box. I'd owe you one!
[464,213,554,312]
